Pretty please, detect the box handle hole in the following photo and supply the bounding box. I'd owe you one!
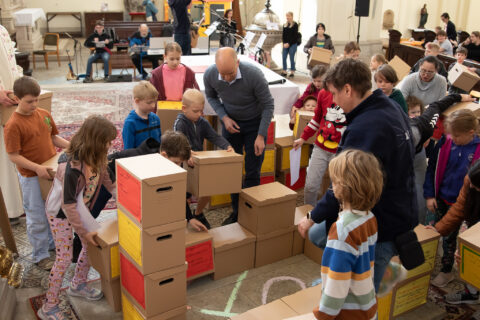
[156,186,173,193]
[156,234,172,241]
[245,202,252,208]
[159,278,173,286]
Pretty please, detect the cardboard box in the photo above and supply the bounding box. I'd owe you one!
[292,205,313,256]
[156,101,182,134]
[377,291,392,320]
[389,273,431,318]
[276,168,307,191]
[443,101,480,117]
[118,209,186,275]
[122,293,187,320]
[87,218,120,281]
[244,148,276,175]
[448,63,480,92]
[293,111,315,144]
[389,55,411,81]
[187,150,243,197]
[101,277,121,312]
[260,173,275,185]
[283,314,317,320]
[304,237,323,265]
[0,90,52,126]
[208,193,231,209]
[266,120,276,148]
[404,225,440,279]
[185,229,214,280]
[238,182,297,235]
[38,152,62,200]
[230,299,298,320]
[255,226,294,267]
[120,254,187,317]
[208,223,256,280]
[308,47,332,68]
[281,285,322,315]
[275,136,310,172]
[458,221,480,289]
[116,153,187,228]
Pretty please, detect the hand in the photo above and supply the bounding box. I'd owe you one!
[283,43,289,48]
[290,106,298,119]
[460,93,475,102]
[468,67,477,73]
[94,37,99,42]
[187,157,194,167]
[222,116,240,134]
[426,198,437,213]
[105,39,109,44]
[85,231,99,246]
[189,218,208,232]
[226,146,234,152]
[254,135,265,156]
[455,249,461,266]
[0,90,16,106]
[36,165,54,179]
[133,44,137,47]
[293,138,305,150]
[298,216,314,239]
[308,48,312,54]
[425,224,437,232]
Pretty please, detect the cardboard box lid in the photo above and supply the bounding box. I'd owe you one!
[144,220,186,236]
[281,285,322,315]
[146,262,187,281]
[443,101,480,117]
[192,150,243,165]
[240,182,297,206]
[458,221,480,248]
[294,205,313,225]
[275,136,294,148]
[208,223,256,253]
[257,225,295,241]
[414,224,440,243]
[284,314,317,320]
[389,55,411,81]
[232,299,298,320]
[296,110,314,118]
[116,153,186,186]
[39,90,53,99]
[95,218,118,248]
[185,228,213,247]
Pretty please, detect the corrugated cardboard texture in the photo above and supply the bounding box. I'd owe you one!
[121,292,187,320]
[38,152,62,200]
[304,237,323,265]
[293,111,315,144]
[459,222,480,289]
[275,136,310,171]
[389,56,411,81]
[156,101,182,134]
[281,285,322,315]
[88,218,120,280]
[0,90,52,126]
[308,47,332,68]
[443,101,480,117]
[231,299,298,320]
[255,226,294,268]
[292,205,313,256]
[448,63,480,92]
[116,153,186,228]
[101,277,121,312]
[185,229,214,280]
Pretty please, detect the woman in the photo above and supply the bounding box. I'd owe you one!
[303,23,335,69]
[460,31,480,62]
[281,12,299,77]
[219,9,236,48]
[440,12,457,44]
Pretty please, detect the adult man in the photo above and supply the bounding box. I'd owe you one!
[204,47,274,225]
[83,20,113,83]
[168,0,192,55]
[129,24,160,80]
[297,59,418,291]
[410,42,448,79]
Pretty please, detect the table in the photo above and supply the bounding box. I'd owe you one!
[13,8,46,27]
[46,12,82,37]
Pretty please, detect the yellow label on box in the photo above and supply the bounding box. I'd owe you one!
[122,293,143,320]
[157,100,182,110]
[460,243,480,289]
[407,239,439,279]
[261,149,275,173]
[392,274,430,317]
[118,209,142,267]
[377,291,392,320]
[293,112,301,137]
[280,146,309,170]
[110,245,120,279]
[210,193,231,206]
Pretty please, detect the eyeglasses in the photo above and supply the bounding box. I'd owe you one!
[419,69,435,75]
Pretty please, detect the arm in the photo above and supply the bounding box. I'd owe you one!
[101,166,116,194]
[204,71,228,120]
[203,120,230,150]
[52,135,70,149]
[304,36,314,54]
[7,152,52,179]
[423,137,443,199]
[84,33,95,48]
[122,121,136,150]
[435,175,470,235]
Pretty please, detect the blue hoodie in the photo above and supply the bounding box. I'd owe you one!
[122,109,161,149]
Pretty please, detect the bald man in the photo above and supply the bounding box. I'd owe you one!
[129,24,160,80]
[204,48,274,225]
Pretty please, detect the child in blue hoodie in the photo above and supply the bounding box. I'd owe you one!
[424,108,480,288]
[122,81,161,149]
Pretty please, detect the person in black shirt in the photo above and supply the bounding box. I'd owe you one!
[282,12,299,78]
[459,31,480,63]
[83,20,113,83]
[440,12,457,45]
[168,0,192,55]
[219,9,237,48]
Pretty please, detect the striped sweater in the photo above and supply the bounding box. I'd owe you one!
[315,210,378,320]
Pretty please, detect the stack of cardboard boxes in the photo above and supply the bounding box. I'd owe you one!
[275,136,310,191]
[457,222,480,299]
[116,154,188,320]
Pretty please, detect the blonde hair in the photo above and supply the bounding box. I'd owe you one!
[133,81,158,100]
[329,149,384,211]
[426,42,440,52]
[165,42,182,55]
[445,109,479,134]
[182,88,205,107]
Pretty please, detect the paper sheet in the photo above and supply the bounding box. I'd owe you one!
[289,147,301,186]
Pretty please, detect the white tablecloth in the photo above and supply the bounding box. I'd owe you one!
[180,55,300,115]
[13,8,46,27]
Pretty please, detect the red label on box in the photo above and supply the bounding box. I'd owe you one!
[286,168,307,190]
[186,240,214,279]
[267,121,275,145]
[260,175,275,185]
[120,253,145,308]
[117,165,141,222]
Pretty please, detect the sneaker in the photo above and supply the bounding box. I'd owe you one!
[445,288,480,304]
[82,77,93,83]
[37,304,68,320]
[289,72,295,78]
[195,212,211,229]
[221,213,237,226]
[377,261,407,297]
[431,271,455,288]
[280,71,287,77]
[8,218,20,226]
[36,257,54,271]
[67,282,103,300]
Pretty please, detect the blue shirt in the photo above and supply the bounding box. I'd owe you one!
[122,110,161,149]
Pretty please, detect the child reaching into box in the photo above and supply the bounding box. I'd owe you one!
[173,89,233,228]
[289,95,317,130]
[313,149,383,320]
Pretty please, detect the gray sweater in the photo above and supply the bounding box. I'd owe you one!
[397,72,447,105]
[203,61,274,137]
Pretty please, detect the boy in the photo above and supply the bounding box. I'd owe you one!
[406,95,424,118]
[435,30,453,56]
[160,130,208,232]
[122,81,161,149]
[448,47,472,94]
[4,76,70,270]
[173,89,233,228]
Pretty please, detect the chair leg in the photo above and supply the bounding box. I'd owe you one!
[44,55,48,69]
[57,51,60,66]
[32,53,36,69]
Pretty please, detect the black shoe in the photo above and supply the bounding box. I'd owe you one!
[288,72,295,78]
[221,213,238,226]
[83,77,93,83]
[195,212,211,229]
[9,218,20,226]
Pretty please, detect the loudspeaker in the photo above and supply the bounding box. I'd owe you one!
[355,0,370,17]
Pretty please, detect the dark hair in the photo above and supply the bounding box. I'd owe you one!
[465,160,480,227]
[311,64,328,79]
[316,23,326,32]
[303,95,317,106]
[160,130,191,161]
[324,59,372,97]
[456,47,468,56]
[13,76,41,99]
[472,31,480,38]
[224,9,233,18]
[419,55,440,70]
[95,20,104,27]
[437,30,447,37]
[344,41,361,54]
[441,12,450,19]
[374,64,398,84]
[406,96,425,114]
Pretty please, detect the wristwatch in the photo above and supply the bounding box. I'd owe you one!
[306,210,312,221]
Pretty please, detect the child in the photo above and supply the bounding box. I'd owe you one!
[160,130,208,232]
[370,54,387,90]
[290,65,327,115]
[173,89,233,228]
[38,115,117,320]
[406,95,424,118]
[313,149,383,319]
[448,47,469,94]
[375,64,408,113]
[150,42,199,114]
[122,81,161,149]
[4,76,70,270]
[435,30,453,55]
[289,95,317,130]
[424,109,480,288]
[335,41,361,62]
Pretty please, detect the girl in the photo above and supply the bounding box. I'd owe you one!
[303,23,335,69]
[336,41,361,62]
[38,116,117,320]
[375,64,408,113]
[424,109,480,288]
[370,54,387,90]
[219,9,237,48]
[281,11,299,77]
[150,42,199,113]
[289,95,317,130]
[291,65,327,114]
[313,149,383,319]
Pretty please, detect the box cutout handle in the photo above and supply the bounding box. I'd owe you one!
[245,202,252,209]
[156,234,172,241]
[159,278,174,286]
[156,186,173,193]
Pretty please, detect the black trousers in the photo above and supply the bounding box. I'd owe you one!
[131,54,160,76]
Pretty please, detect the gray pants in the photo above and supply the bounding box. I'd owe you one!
[304,145,335,207]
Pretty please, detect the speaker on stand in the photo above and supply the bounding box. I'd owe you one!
[355,0,370,44]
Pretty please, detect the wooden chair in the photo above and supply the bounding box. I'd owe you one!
[32,33,61,69]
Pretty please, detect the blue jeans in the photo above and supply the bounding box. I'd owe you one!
[86,52,110,78]
[308,221,328,249]
[223,117,265,217]
[17,174,54,263]
[282,43,297,71]
[174,33,191,55]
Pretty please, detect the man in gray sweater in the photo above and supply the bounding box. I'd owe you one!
[204,47,274,225]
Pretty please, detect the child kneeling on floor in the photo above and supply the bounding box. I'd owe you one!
[313,149,383,319]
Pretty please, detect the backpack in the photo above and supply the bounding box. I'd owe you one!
[297,32,302,45]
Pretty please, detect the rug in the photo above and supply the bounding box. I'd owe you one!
[428,286,476,320]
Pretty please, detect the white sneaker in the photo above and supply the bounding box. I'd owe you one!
[431,271,454,288]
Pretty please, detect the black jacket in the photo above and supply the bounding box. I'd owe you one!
[446,21,457,42]
[84,30,113,54]
[168,0,191,34]
[282,22,299,46]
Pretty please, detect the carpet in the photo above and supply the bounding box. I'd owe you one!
[428,286,476,320]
